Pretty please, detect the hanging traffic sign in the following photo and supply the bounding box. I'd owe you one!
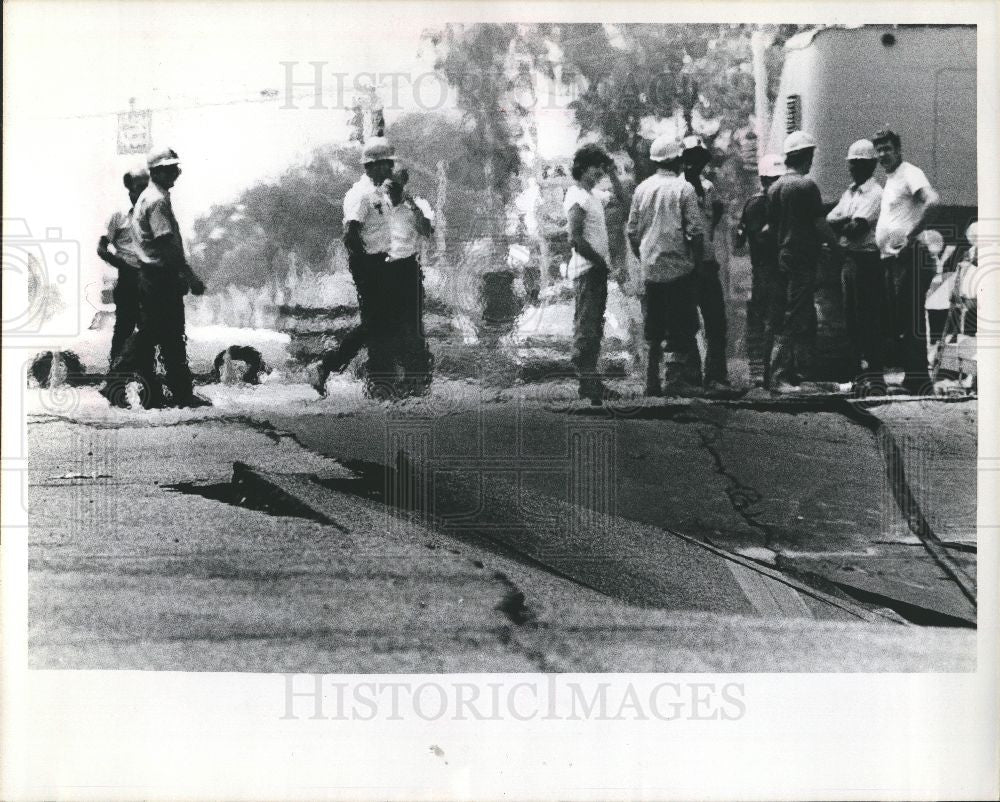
[117,98,151,154]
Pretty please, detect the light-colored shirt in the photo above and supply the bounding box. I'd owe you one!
[343,174,391,254]
[563,183,611,280]
[626,171,704,283]
[105,207,142,269]
[875,161,932,258]
[387,196,435,261]
[130,182,183,268]
[827,177,883,251]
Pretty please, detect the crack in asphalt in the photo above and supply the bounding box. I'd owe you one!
[694,424,778,552]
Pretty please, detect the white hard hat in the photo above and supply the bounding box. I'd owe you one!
[782,130,817,155]
[147,146,180,169]
[965,221,979,248]
[681,134,708,154]
[649,134,683,163]
[758,153,786,178]
[362,137,394,165]
[847,139,877,161]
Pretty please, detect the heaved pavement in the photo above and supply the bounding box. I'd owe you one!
[24,386,977,671]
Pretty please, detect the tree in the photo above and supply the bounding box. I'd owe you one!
[189,143,360,288]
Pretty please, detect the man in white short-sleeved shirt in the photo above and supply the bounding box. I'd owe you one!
[97,167,148,367]
[316,137,396,396]
[563,143,627,403]
[827,139,885,388]
[872,126,940,394]
[378,168,435,396]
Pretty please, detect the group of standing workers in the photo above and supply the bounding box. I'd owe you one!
[97,124,938,408]
[98,137,435,407]
[98,147,210,409]
[314,137,435,398]
[566,123,940,403]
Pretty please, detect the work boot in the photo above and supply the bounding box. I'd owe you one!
[173,393,213,409]
[767,336,797,389]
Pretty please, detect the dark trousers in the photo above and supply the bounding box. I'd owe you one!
[695,259,728,383]
[767,251,817,385]
[884,242,933,389]
[320,252,385,375]
[367,256,432,393]
[746,255,777,385]
[572,266,609,382]
[643,274,701,386]
[109,267,193,406]
[841,250,885,377]
[109,268,141,366]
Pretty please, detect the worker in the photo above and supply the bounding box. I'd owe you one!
[765,130,842,392]
[315,137,394,397]
[627,135,706,396]
[827,139,885,393]
[97,167,148,368]
[872,126,940,395]
[380,167,435,396]
[682,135,729,391]
[564,143,627,403]
[103,147,209,409]
[735,153,785,387]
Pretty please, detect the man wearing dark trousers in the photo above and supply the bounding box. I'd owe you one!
[872,126,940,395]
[735,153,784,387]
[315,137,394,397]
[627,135,706,397]
[827,139,885,392]
[382,167,435,396]
[682,135,729,391]
[103,146,209,409]
[97,167,148,367]
[766,131,842,392]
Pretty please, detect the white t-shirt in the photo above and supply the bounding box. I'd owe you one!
[387,196,435,261]
[563,183,610,280]
[875,161,932,258]
[343,175,391,254]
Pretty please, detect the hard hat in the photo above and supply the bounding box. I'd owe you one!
[362,137,394,165]
[782,130,817,155]
[649,135,683,163]
[758,153,786,178]
[681,134,708,154]
[846,139,877,161]
[147,146,180,169]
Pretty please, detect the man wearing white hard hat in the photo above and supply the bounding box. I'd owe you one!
[316,137,395,396]
[872,126,940,394]
[682,134,729,391]
[104,146,210,409]
[735,153,785,386]
[827,138,885,392]
[627,134,706,396]
[765,130,842,392]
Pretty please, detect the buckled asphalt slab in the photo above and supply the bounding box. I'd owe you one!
[25,407,976,672]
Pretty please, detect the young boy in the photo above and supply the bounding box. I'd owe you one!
[564,144,627,403]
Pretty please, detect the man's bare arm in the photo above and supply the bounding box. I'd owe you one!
[343,221,366,256]
[908,186,940,240]
[96,236,135,272]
